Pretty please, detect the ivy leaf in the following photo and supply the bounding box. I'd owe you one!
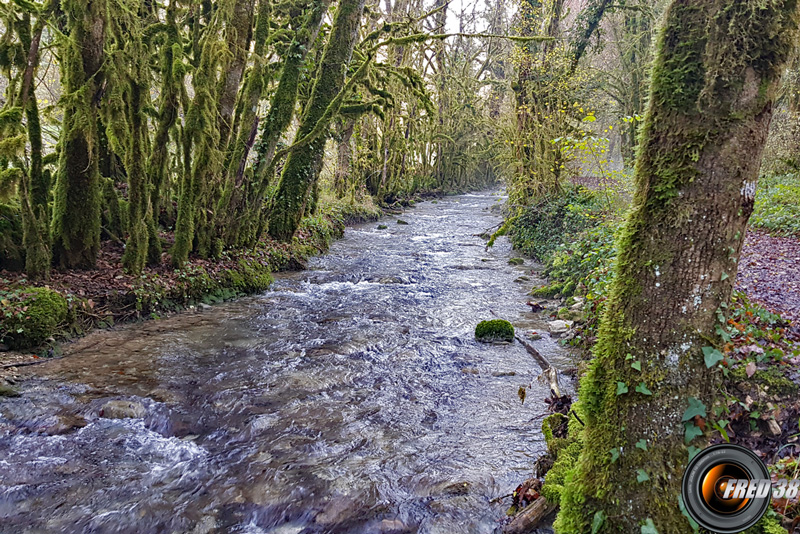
[687,446,701,462]
[635,439,648,451]
[635,382,652,395]
[616,382,629,395]
[684,421,704,444]
[641,518,659,534]
[679,494,700,532]
[610,448,620,463]
[631,360,642,371]
[591,510,606,534]
[636,469,650,483]
[702,346,724,368]
[682,397,707,421]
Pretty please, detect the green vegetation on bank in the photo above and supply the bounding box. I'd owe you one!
[509,181,800,531]
[750,173,800,236]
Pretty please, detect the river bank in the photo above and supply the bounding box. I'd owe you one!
[1,196,388,362]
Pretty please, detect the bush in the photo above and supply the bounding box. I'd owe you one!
[750,173,800,235]
[509,186,602,261]
[475,319,515,342]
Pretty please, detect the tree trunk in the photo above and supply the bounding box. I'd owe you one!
[555,2,800,533]
[51,0,105,269]
[267,0,366,241]
[17,13,50,279]
[251,0,331,179]
[216,0,256,148]
[146,9,183,265]
[334,119,355,198]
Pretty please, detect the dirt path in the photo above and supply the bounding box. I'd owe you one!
[737,229,800,336]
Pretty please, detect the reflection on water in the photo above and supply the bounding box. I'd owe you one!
[0,190,571,533]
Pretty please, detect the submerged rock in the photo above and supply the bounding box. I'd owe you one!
[377,276,405,284]
[508,258,524,265]
[45,414,88,435]
[100,400,146,419]
[396,219,409,225]
[377,224,388,230]
[0,384,21,397]
[475,319,515,343]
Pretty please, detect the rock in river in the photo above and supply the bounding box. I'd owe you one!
[548,320,572,335]
[100,400,146,419]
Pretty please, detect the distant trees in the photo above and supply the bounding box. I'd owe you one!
[1,0,515,278]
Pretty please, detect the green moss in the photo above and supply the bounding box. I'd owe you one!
[226,258,274,293]
[541,411,583,505]
[531,281,564,298]
[0,385,21,397]
[742,513,788,534]
[0,202,24,271]
[508,257,524,265]
[2,287,68,349]
[731,365,798,396]
[557,307,583,322]
[475,319,515,342]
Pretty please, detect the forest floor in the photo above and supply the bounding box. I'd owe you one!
[738,229,800,336]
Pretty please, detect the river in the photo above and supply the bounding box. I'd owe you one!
[0,190,572,533]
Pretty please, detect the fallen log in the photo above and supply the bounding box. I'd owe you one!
[503,497,556,534]
[515,334,561,397]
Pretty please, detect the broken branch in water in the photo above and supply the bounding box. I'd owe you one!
[515,334,561,397]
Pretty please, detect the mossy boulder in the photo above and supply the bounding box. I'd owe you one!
[508,257,524,265]
[2,287,69,349]
[226,259,274,293]
[475,319,515,343]
[0,384,21,397]
[557,307,584,322]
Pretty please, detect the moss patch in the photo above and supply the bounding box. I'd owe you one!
[1,287,68,349]
[730,365,798,396]
[475,319,515,342]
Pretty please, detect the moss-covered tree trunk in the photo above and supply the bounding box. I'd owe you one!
[51,0,105,269]
[171,7,225,266]
[267,0,366,241]
[219,0,271,248]
[216,0,256,148]
[555,1,799,533]
[251,0,331,178]
[17,12,50,279]
[146,8,184,265]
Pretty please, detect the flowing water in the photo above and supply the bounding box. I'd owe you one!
[0,190,574,534]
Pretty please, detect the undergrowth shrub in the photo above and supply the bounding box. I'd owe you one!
[750,173,800,235]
